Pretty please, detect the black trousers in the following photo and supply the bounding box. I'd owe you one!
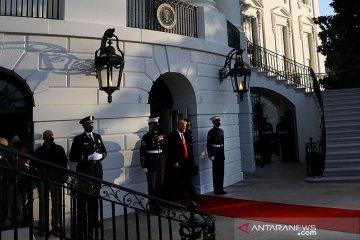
[212,157,224,193]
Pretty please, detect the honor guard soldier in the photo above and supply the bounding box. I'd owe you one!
[69,115,107,177]
[140,117,166,197]
[69,115,107,239]
[259,116,273,167]
[207,116,226,195]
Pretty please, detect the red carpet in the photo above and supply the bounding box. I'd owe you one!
[197,195,360,234]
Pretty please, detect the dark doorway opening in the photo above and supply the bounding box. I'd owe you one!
[251,87,298,166]
[148,78,173,135]
[0,67,34,148]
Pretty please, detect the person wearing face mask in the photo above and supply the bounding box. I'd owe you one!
[207,116,226,195]
[69,115,107,176]
[140,117,166,199]
[69,115,107,238]
[33,130,68,234]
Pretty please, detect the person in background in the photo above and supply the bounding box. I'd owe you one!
[166,120,197,202]
[259,116,274,167]
[207,116,226,195]
[0,137,9,227]
[33,130,68,235]
[0,137,8,146]
[276,114,290,162]
[6,139,31,227]
[140,117,166,198]
[183,119,199,180]
[69,115,107,239]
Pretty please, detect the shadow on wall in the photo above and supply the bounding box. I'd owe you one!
[21,41,96,91]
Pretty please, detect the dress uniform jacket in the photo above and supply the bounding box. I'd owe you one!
[140,131,165,172]
[207,126,225,194]
[207,127,225,161]
[69,132,107,179]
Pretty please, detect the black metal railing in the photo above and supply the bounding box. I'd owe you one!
[247,40,317,91]
[0,144,215,240]
[305,137,324,177]
[310,69,326,169]
[127,0,197,37]
[0,0,61,19]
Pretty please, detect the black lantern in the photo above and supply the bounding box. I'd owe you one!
[95,28,125,103]
[219,48,251,101]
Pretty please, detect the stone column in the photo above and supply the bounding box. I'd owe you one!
[179,0,216,9]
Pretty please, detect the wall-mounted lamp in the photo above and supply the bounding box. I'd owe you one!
[219,48,251,101]
[95,28,125,103]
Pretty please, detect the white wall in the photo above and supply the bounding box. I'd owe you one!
[0,5,244,196]
[64,0,126,26]
[250,70,322,163]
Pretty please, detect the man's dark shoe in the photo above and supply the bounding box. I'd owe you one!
[214,191,227,195]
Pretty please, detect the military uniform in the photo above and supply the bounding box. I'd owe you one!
[259,117,273,167]
[69,132,107,179]
[207,116,226,195]
[69,116,107,239]
[140,118,165,197]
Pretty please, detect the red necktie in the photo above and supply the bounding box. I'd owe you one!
[181,134,189,159]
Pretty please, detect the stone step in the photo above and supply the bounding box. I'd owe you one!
[324,100,360,108]
[325,117,360,127]
[322,89,360,182]
[325,150,359,161]
[323,167,360,177]
[326,129,360,139]
[326,135,360,145]
[306,175,360,183]
[322,88,360,97]
[324,107,360,115]
[325,111,360,121]
[1,228,36,239]
[325,159,360,168]
[326,142,360,153]
[325,123,360,132]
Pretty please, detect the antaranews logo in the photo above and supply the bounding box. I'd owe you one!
[236,221,317,237]
[238,223,250,234]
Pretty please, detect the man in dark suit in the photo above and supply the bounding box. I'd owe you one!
[207,116,226,195]
[184,119,198,178]
[69,115,107,239]
[166,120,197,202]
[33,130,68,234]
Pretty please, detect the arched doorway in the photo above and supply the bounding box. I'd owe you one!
[251,87,298,166]
[148,72,196,136]
[0,67,34,148]
[148,77,173,135]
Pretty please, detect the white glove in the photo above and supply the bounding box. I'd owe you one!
[141,168,148,173]
[209,156,215,161]
[88,153,103,161]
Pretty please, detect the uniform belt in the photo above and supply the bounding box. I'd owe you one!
[147,150,162,154]
[211,144,223,148]
[89,161,101,164]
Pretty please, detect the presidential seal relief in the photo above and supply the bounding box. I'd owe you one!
[157,3,177,29]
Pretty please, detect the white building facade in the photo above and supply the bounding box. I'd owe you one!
[242,0,325,72]
[0,0,324,196]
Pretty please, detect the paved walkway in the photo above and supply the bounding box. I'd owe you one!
[3,160,360,240]
[210,160,360,240]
